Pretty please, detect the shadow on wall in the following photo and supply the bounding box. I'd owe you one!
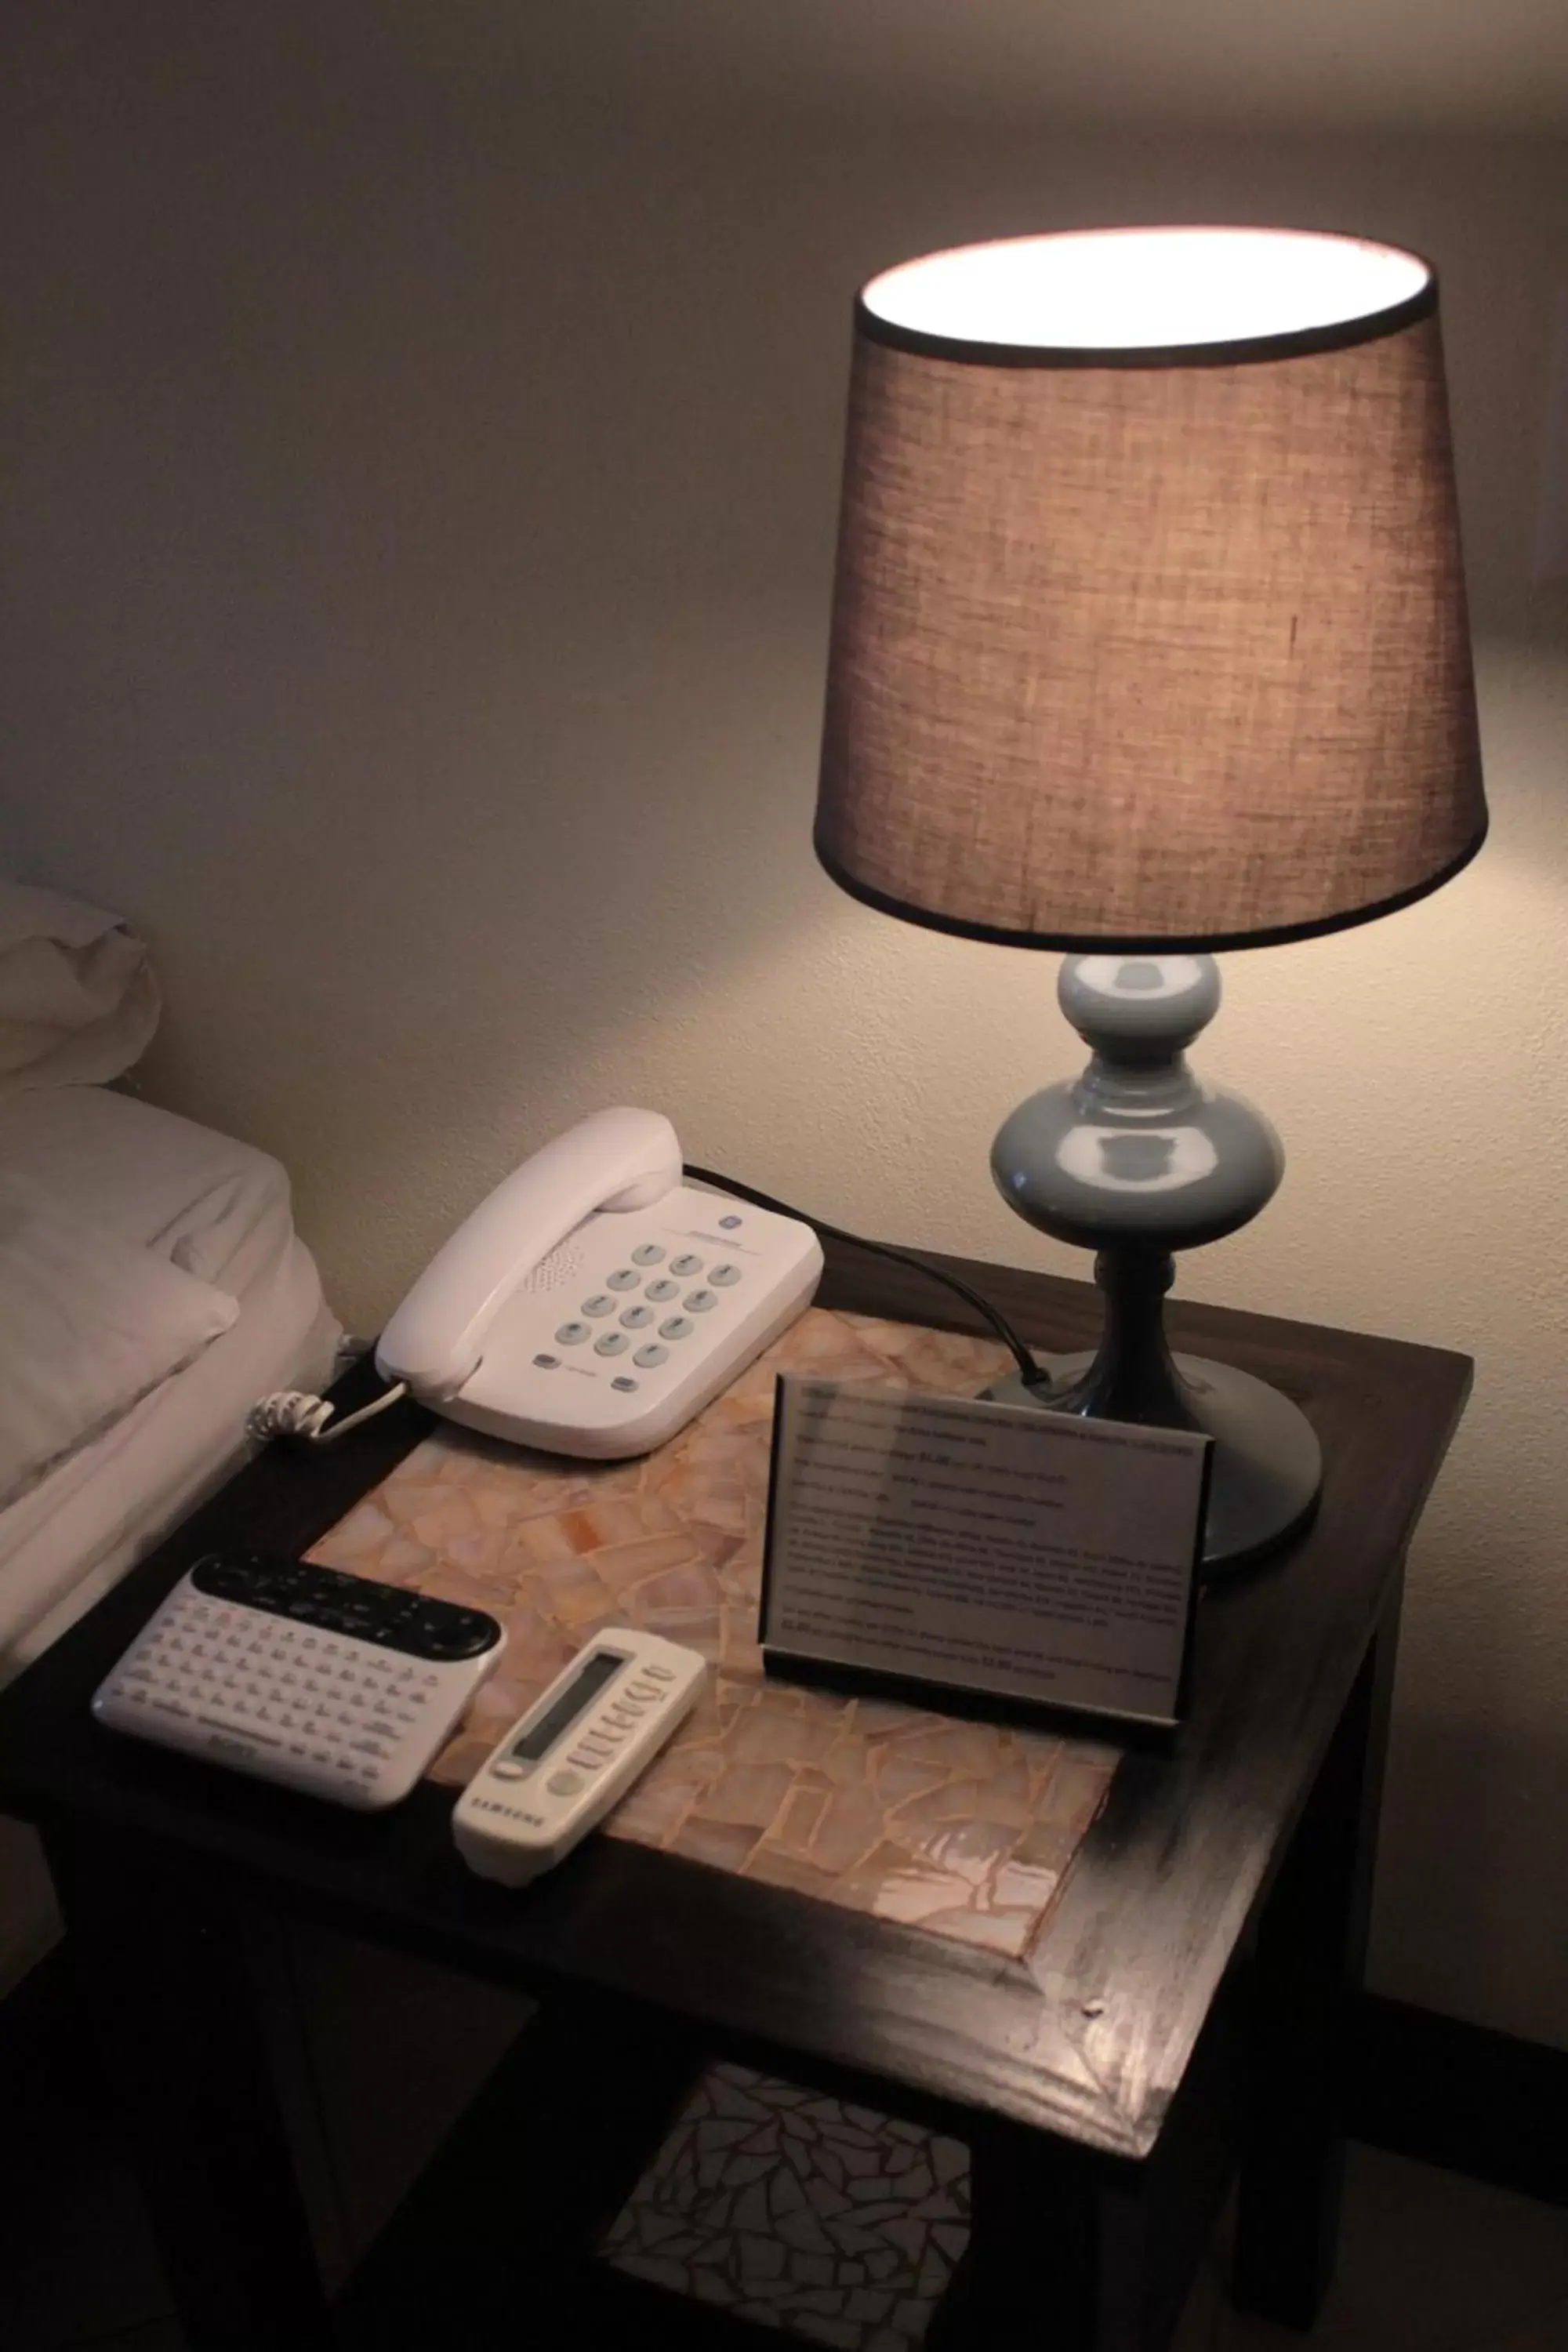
[1374,1710,1568,2048]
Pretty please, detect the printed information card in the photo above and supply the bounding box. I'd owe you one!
[760,1377,1212,1732]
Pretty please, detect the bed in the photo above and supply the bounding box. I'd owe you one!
[0,1083,339,1986]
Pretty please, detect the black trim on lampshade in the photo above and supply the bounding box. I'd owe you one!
[854,235,1440,372]
[813,818,1489,956]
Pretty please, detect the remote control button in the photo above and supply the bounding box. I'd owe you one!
[710,1262,742,1286]
[607,1267,640,1291]
[582,1293,615,1318]
[611,1375,639,1393]
[594,1330,630,1356]
[659,1316,694,1341]
[591,1723,626,1745]
[532,1352,561,1370]
[555,1322,590,1346]
[644,1278,680,1302]
[567,1748,603,1770]
[492,1759,528,1779]
[633,1344,668,1370]
[626,1680,662,1702]
[670,1253,703,1278]
[631,1243,666,1265]
[719,1213,742,1229]
[549,1769,584,1795]
[644,1663,676,1681]
[684,1288,717,1313]
[619,1304,654,1329]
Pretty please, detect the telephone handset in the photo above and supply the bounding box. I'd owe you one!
[374,1106,822,1459]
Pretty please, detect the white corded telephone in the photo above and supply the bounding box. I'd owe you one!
[259,1108,823,1461]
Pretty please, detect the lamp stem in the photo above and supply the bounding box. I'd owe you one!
[1050,1249,1199,1428]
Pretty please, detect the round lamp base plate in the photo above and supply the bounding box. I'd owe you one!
[984,1352,1321,1576]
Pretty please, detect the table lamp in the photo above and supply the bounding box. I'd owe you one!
[814,226,1486,1571]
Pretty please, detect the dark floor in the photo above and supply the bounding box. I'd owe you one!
[5,1930,1567,2352]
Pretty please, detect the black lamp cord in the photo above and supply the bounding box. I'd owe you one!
[683,1162,1050,1393]
[251,1162,1051,1446]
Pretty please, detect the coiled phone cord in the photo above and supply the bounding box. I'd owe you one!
[249,1166,1049,1447]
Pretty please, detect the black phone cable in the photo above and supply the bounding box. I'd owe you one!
[683,1162,1051,1394]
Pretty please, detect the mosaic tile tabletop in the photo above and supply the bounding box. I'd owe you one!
[308,1308,1121,1959]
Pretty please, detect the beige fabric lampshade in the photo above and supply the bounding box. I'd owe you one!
[815,227,1487,949]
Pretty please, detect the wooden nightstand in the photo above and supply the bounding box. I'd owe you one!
[0,1240,1469,2350]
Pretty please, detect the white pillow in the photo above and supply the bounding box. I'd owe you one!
[0,881,159,1098]
[0,1172,237,1507]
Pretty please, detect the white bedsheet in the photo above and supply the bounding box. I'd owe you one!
[0,1088,339,1667]
[0,1172,241,1509]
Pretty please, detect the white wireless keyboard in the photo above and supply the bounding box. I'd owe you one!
[92,1553,504,1811]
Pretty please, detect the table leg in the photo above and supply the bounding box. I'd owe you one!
[946,2127,1146,2352]
[1232,1571,1404,2328]
[45,1821,336,2351]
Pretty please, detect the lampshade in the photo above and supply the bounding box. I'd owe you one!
[815,226,1487,951]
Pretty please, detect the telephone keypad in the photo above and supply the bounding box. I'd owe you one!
[570,1226,760,1396]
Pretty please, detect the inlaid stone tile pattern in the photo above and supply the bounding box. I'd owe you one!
[599,2060,971,2350]
[309,1308,1121,1956]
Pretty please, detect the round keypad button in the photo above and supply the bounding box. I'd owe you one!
[633,1343,668,1369]
[645,1278,680,1302]
[548,1769,584,1795]
[710,1262,742,1286]
[583,1293,615,1318]
[659,1316,695,1341]
[595,1330,630,1356]
[620,1304,654,1329]
[611,1374,639,1392]
[607,1267,640,1291]
[670,1253,703,1278]
[532,1352,561,1370]
[685,1288,717,1312]
[631,1243,666,1266]
[719,1214,742,1229]
[555,1322,590,1346]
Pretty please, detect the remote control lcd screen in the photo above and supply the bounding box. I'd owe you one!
[509,1650,625,1762]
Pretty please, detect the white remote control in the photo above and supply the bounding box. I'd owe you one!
[452,1628,705,1885]
[93,1553,504,1810]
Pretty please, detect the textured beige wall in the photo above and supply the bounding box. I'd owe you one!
[4,4,1568,2043]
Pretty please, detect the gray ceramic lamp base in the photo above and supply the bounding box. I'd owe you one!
[989,953,1323,1577]
[987,1348,1321,1575]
